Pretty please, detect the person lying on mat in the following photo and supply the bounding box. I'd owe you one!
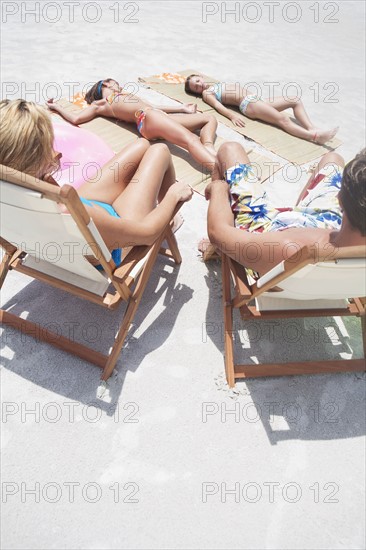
[185,75,338,144]
[47,78,217,171]
[0,99,193,265]
[205,142,365,276]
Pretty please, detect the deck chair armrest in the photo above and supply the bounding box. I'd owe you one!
[249,245,314,301]
[256,261,285,289]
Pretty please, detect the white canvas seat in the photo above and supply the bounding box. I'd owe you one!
[255,257,366,310]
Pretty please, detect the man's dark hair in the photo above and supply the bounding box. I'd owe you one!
[339,148,366,235]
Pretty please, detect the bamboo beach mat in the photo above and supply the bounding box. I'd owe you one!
[53,100,281,194]
[139,69,342,165]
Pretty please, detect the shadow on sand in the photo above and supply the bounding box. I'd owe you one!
[1,255,193,416]
[203,260,365,445]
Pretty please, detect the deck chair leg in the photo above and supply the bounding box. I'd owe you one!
[222,254,236,388]
[102,236,166,381]
[165,227,182,264]
[0,252,13,289]
[203,243,219,262]
[102,297,140,381]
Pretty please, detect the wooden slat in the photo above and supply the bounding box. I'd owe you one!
[229,257,252,302]
[240,303,360,319]
[0,164,62,202]
[113,245,151,281]
[10,258,118,308]
[102,230,168,380]
[232,245,313,309]
[164,226,182,264]
[234,359,366,379]
[0,310,107,369]
[222,253,236,387]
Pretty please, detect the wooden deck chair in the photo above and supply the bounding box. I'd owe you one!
[221,245,366,386]
[0,165,182,381]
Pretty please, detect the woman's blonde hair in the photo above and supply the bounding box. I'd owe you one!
[0,99,56,178]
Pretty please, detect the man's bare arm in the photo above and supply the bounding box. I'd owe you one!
[207,180,291,275]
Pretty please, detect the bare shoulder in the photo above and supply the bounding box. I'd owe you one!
[203,87,214,98]
[92,98,108,107]
[92,99,113,115]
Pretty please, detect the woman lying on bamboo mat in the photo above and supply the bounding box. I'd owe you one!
[204,142,365,276]
[47,78,217,171]
[0,99,193,265]
[185,75,338,144]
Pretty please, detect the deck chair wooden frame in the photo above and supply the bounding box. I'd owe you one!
[0,165,182,381]
[221,246,366,386]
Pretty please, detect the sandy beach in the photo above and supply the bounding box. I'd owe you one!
[1,1,365,549]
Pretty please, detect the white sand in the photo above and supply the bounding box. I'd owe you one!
[1,2,365,549]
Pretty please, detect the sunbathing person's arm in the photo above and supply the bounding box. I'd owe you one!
[202,91,246,127]
[46,99,108,125]
[162,103,198,114]
[207,180,288,275]
[143,100,198,114]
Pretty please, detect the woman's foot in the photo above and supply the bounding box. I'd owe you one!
[312,127,339,145]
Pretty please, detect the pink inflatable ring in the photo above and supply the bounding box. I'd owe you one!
[52,120,115,189]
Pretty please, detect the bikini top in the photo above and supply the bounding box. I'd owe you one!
[208,82,224,103]
[105,90,126,105]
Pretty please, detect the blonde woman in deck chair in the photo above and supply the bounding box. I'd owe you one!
[205,142,365,277]
[0,99,193,265]
[185,74,338,144]
[47,78,218,171]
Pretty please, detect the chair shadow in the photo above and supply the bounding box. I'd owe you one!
[203,260,366,444]
[1,255,193,416]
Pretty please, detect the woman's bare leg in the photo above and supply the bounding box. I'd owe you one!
[266,96,315,130]
[141,110,216,171]
[77,139,150,203]
[168,112,218,154]
[112,143,176,221]
[296,151,345,204]
[76,144,181,250]
[246,100,338,144]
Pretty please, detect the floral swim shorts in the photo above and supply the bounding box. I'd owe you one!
[225,163,343,233]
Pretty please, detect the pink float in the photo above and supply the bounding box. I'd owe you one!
[52,120,115,189]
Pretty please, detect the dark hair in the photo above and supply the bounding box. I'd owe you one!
[85,78,114,104]
[184,74,201,96]
[339,148,366,235]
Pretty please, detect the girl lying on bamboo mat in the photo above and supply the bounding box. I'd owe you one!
[47,78,217,171]
[204,142,365,277]
[185,75,338,144]
[0,99,193,265]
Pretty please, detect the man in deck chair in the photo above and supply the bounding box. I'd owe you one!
[205,143,366,275]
